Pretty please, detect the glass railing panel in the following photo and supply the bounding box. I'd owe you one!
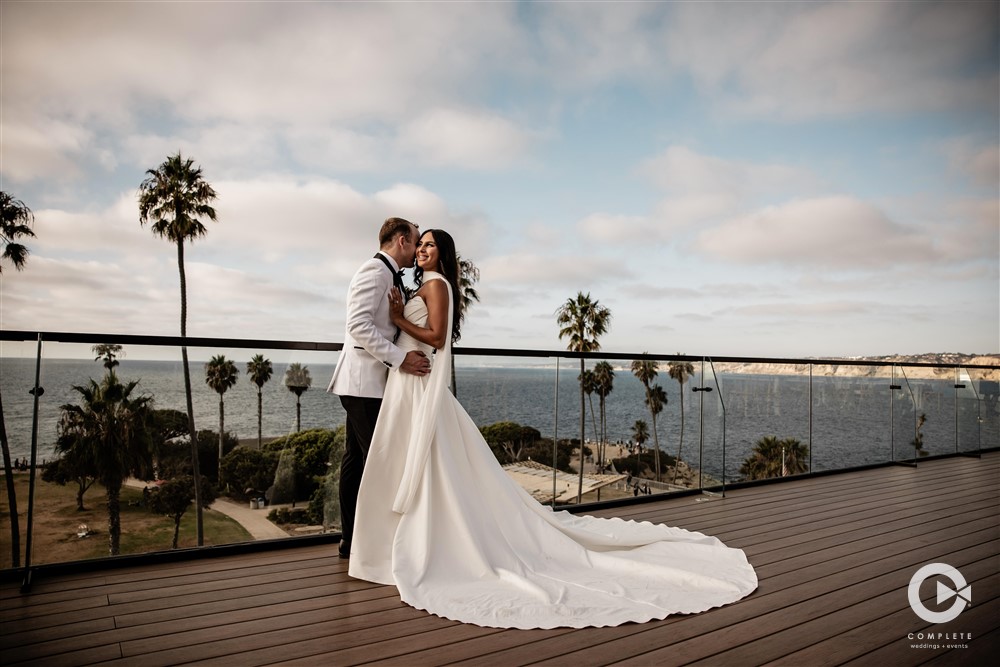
[699,359,726,491]
[901,367,958,458]
[810,364,892,470]
[712,361,811,483]
[958,366,1000,453]
[1,339,343,567]
[891,366,918,463]
[4,333,998,572]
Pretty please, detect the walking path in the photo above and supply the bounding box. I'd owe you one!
[210,498,289,540]
[124,479,290,541]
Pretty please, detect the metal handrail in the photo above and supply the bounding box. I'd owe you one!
[3,329,997,369]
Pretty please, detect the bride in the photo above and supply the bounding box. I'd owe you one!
[347,229,757,629]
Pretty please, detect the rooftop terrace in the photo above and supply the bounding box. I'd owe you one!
[2,451,997,666]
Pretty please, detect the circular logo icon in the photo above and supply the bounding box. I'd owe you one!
[908,563,971,624]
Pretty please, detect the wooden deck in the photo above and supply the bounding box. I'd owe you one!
[2,452,997,666]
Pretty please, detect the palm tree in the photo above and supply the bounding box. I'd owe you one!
[593,361,615,468]
[556,292,611,502]
[93,344,124,371]
[247,355,273,449]
[579,368,599,452]
[0,191,35,567]
[451,258,481,396]
[1,191,36,273]
[738,436,809,481]
[138,151,218,546]
[630,419,649,475]
[58,373,155,555]
[205,355,239,480]
[284,363,312,432]
[667,357,696,483]
[631,357,668,482]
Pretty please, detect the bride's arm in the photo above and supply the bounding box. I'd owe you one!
[389,280,449,350]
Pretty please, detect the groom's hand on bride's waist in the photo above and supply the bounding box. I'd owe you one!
[401,350,431,376]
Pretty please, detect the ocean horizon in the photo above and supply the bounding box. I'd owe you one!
[2,357,996,481]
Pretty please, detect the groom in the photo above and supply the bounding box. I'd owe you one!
[329,217,430,559]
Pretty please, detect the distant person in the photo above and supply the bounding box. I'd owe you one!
[328,217,431,560]
[346,228,757,629]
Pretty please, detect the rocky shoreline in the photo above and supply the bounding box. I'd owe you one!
[712,354,1000,381]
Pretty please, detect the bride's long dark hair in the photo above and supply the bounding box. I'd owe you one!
[413,229,464,343]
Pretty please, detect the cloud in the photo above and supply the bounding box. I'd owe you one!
[694,196,939,268]
[941,138,1000,189]
[663,2,999,119]
[580,147,819,245]
[397,108,533,169]
[0,119,94,183]
[638,146,813,197]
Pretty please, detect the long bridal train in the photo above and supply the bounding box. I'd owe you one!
[349,273,757,629]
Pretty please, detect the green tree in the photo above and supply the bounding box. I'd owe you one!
[556,292,611,502]
[220,447,279,501]
[283,363,312,432]
[93,344,124,371]
[246,354,273,449]
[42,450,98,511]
[480,421,542,464]
[205,355,239,481]
[738,436,809,481]
[138,151,218,546]
[667,357,696,483]
[0,191,35,566]
[264,428,339,504]
[630,419,649,475]
[148,475,217,549]
[631,357,668,482]
[58,373,155,555]
[149,408,188,478]
[578,368,599,452]
[593,361,615,469]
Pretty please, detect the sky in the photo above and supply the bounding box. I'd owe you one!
[1,0,998,362]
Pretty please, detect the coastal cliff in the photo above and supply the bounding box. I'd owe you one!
[712,354,1000,381]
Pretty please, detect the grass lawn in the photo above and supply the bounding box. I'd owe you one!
[0,472,252,569]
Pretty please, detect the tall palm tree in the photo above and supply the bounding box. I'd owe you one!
[593,361,615,468]
[246,355,273,449]
[630,419,649,475]
[1,191,36,273]
[451,257,481,396]
[58,373,155,556]
[93,344,124,371]
[631,357,668,482]
[138,151,218,545]
[205,355,239,480]
[284,363,312,432]
[556,292,611,502]
[579,368,599,453]
[0,191,34,567]
[667,357,696,483]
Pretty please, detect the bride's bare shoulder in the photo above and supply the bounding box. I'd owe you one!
[417,278,448,300]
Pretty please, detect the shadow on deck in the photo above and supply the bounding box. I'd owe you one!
[2,452,998,666]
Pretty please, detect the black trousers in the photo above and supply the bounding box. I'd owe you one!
[338,395,383,549]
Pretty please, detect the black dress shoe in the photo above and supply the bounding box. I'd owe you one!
[338,543,351,559]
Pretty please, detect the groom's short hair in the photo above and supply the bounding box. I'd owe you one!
[379,217,417,247]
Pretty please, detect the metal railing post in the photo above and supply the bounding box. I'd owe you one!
[21,334,44,593]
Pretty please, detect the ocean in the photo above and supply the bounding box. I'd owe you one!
[2,356,996,481]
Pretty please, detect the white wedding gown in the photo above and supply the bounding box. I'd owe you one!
[348,273,757,629]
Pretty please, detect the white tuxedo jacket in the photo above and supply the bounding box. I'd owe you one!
[327,253,407,399]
